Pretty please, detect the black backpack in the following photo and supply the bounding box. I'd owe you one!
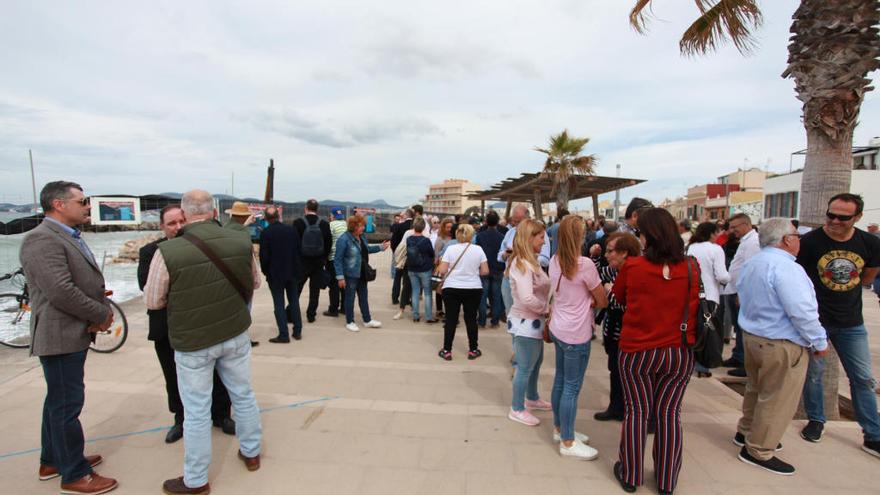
[405,238,425,269]
[301,218,325,257]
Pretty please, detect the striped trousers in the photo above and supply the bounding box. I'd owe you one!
[618,346,694,492]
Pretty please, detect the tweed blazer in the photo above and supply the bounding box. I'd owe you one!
[19,220,110,357]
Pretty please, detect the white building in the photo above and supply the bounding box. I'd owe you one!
[763,140,880,228]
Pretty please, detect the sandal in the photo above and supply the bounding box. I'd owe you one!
[438,349,452,361]
[467,349,482,360]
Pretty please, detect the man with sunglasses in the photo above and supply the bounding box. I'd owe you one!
[796,193,880,458]
[20,181,118,494]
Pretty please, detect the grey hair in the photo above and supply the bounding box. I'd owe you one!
[412,216,426,233]
[40,181,82,212]
[512,204,530,217]
[759,218,795,248]
[181,189,215,217]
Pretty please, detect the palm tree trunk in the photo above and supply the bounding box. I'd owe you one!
[556,180,570,214]
[799,125,853,227]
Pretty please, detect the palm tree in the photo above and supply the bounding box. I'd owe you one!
[534,130,597,214]
[630,0,880,226]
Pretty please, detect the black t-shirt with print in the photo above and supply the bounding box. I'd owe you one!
[796,227,880,328]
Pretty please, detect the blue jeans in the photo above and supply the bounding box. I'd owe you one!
[802,324,880,440]
[344,276,372,324]
[479,274,504,326]
[551,337,591,441]
[408,270,433,320]
[270,278,301,340]
[40,350,90,484]
[175,333,262,488]
[511,335,544,411]
[729,296,744,364]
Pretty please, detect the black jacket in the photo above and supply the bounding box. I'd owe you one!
[293,214,332,262]
[259,221,303,285]
[390,219,413,252]
[138,238,169,341]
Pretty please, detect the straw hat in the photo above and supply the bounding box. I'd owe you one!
[225,201,251,217]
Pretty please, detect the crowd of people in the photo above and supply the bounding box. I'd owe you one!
[18,180,880,495]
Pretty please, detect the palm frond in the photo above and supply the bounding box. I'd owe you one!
[629,0,655,34]
[681,0,763,56]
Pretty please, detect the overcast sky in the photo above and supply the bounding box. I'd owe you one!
[1,1,879,209]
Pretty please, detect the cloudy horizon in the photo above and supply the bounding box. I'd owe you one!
[1,1,879,210]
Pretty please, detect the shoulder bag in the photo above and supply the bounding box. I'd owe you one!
[542,271,563,344]
[182,233,253,305]
[435,244,471,295]
[683,257,723,368]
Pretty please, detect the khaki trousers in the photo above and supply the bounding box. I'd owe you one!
[736,332,809,461]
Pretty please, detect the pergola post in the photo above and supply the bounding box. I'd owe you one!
[533,188,543,222]
[480,199,485,218]
[591,194,600,220]
[505,200,513,220]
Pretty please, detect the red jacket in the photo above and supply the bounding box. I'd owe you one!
[612,256,700,353]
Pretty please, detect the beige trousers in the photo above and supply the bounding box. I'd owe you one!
[736,332,809,461]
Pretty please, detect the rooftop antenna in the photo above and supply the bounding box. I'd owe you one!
[29,149,38,213]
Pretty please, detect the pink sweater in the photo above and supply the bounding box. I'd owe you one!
[508,263,551,322]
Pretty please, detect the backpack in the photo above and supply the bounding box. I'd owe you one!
[405,238,425,270]
[301,217,325,257]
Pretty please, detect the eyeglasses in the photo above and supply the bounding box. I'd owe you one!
[825,211,855,222]
[61,197,90,207]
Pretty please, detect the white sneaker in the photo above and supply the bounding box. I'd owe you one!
[559,441,599,460]
[553,431,590,444]
[365,320,382,328]
[345,323,360,332]
[392,310,403,320]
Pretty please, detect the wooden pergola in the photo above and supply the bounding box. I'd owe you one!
[467,172,645,220]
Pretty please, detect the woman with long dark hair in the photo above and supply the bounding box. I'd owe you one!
[687,222,730,378]
[612,208,700,494]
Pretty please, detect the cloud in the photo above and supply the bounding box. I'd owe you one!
[247,109,442,148]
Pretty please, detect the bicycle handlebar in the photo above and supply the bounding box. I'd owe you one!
[0,268,24,282]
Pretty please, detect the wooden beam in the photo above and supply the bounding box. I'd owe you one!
[533,188,543,222]
[591,194,600,220]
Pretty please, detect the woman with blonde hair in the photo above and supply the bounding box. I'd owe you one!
[436,224,489,360]
[507,219,552,426]
[548,216,607,459]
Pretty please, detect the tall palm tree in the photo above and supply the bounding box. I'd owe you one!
[630,0,880,226]
[534,130,597,213]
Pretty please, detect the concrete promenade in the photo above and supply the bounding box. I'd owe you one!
[0,253,877,494]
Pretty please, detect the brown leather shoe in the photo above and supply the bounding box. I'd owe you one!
[39,455,103,481]
[162,476,210,495]
[59,473,118,495]
[238,450,260,471]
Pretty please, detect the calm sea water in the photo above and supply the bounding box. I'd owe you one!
[0,212,150,303]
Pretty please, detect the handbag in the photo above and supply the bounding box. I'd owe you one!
[683,257,724,368]
[436,244,471,295]
[542,272,563,344]
[364,263,377,282]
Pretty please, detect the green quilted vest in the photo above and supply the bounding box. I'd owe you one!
[159,220,254,352]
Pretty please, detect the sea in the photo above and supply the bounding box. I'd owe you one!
[0,212,150,303]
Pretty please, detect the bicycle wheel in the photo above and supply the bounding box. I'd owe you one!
[90,300,128,353]
[0,293,32,348]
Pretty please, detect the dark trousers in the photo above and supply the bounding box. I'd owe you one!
[154,336,232,423]
[272,279,302,339]
[326,261,343,314]
[442,288,482,351]
[618,346,694,492]
[398,268,412,309]
[729,296,744,364]
[391,266,404,304]
[297,259,324,319]
[436,292,443,313]
[478,274,504,326]
[603,338,625,415]
[40,350,90,484]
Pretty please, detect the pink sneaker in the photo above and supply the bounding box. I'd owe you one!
[525,398,552,411]
[508,408,540,426]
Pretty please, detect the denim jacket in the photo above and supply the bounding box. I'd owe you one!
[334,232,380,280]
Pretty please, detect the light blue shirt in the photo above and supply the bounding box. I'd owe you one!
[497,225,551,268]
[737,247,827,351]
[44,217,96,265]
[547,223,561,257]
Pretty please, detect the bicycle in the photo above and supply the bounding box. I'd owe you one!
[0,268,129,352]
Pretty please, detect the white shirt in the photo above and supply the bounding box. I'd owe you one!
[441,243,487,289]
[687,241,731,304]
[722,229,760,295]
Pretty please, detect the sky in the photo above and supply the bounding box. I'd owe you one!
[1,0,879,210]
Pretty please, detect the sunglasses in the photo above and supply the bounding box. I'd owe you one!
[62,197,90,207]
[825,211,855,222]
